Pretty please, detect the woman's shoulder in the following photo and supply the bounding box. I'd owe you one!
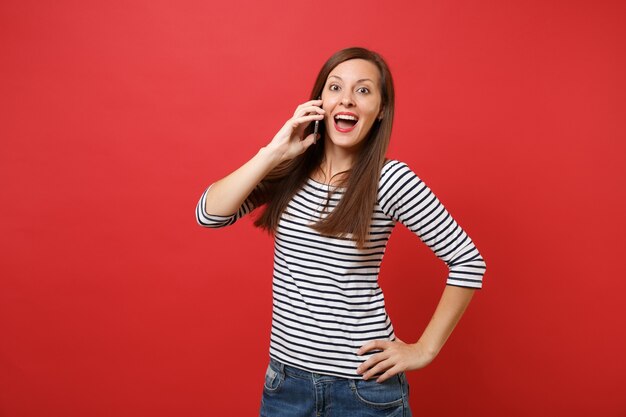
[380,158,420,182]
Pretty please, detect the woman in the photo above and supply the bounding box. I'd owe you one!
[196,47,486,417]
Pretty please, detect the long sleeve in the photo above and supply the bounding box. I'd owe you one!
[195,181,266,228]
[378,161,486,289]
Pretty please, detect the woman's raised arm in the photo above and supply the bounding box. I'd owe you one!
[202,99,325,217]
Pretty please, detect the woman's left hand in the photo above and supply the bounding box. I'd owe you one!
[356,338,436,383]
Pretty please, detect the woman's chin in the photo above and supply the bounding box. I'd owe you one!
[326,132,366,152]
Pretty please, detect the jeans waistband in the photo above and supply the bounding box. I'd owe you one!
[268,357,408,385]
[269,357,338,381]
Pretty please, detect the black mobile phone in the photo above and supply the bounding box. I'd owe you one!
[313,96,322,137]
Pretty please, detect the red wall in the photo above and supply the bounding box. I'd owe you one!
[1,1,625,416]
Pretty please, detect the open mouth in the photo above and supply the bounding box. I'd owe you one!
[334,113,359,132]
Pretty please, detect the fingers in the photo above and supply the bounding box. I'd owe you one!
[360,356,405,383]
[302,132,317,148]
[357,351,388,376]
[376,364,403,383]
[359,354,401,382]
[293,106,325,120]
[356,340,408,382]
[289,113,324,131]
[293,99,324,118]
[356,340,390,378]
[357,340,388,355]
[287,99,324,139]
[294,99,323,111]
[356,340,434,383]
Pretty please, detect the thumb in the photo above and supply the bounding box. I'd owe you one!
[302,133,318,148]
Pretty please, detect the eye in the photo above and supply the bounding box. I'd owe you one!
[357,87,370,94]
[329,84,340,92]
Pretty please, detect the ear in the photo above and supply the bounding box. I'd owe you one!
[377,104,385,120]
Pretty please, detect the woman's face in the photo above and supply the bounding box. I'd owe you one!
[321,59,383,153]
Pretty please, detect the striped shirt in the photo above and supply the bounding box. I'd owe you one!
[196,159,486,378]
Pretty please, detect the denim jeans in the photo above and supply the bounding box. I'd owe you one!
[259,358,412,417]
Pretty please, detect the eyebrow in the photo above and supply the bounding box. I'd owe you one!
[328,75,375,83]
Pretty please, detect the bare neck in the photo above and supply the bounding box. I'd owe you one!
[313,139,359,185]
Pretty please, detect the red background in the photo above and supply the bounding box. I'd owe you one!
[1,1,625,416]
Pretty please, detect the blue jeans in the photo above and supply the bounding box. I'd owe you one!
[259,358,412,417]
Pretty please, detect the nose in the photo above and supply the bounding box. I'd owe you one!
[340,91,355,107]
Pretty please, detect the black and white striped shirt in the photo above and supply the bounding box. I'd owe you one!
[196,160,486,378]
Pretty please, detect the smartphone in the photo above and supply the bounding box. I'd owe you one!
[313,96,322,138]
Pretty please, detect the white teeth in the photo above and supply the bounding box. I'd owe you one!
[335,114,358,121]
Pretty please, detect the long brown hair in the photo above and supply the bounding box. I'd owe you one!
[254,47,395,249]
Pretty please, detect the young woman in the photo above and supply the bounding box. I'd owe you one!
[196,47,486,417]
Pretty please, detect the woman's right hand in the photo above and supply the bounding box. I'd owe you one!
[201,99,324,216]
[265,99,325,163]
